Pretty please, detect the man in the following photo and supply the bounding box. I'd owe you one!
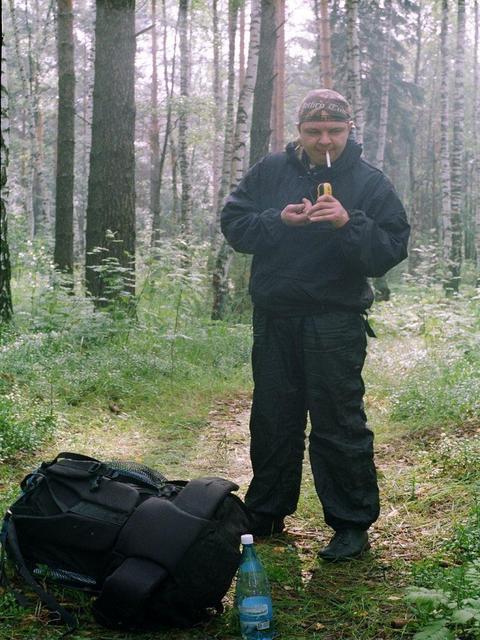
[221,89,410,561]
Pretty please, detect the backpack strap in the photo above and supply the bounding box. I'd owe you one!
[93,477,239,628]
[2,513,78,634]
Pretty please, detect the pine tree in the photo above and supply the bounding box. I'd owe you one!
[54,0,75,275]
[250,0,277,165]
[85,0,136,302]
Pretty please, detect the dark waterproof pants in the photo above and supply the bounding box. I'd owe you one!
[244,309,380,531]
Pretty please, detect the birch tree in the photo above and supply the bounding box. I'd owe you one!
[1,32,13,323]
[54,0,75,275]
[447,0,466,292]
[440,0,452,281]
[213,0,239,236]
[371,0,394,301]
[374,0,392,169]
[407,4,423,275]
[474,0,480,284]
[212,0,261,320]
[7,0,49,236]
[345,0,365,144]
[212,0,222,215]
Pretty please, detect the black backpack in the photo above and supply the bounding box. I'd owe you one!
[0,452,250,633]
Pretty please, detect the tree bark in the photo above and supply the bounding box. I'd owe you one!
[85,0,136,302]
[54,0,75,275]
[239,1,246,91]
[151,0,177,247]
[178,0,192,239]
[345,0,365,145]
[211,0,222,216]
[149,0,161,247]
[374,0,392,170]
[7,0,47,236]
[214,0,238,237]
[319,0,333,88]
[439,0,452,280]
[371,0,393,301]
[474,0,480,284]
[1,32,13,323]
[249,0,277,166]
[446,0,466,292]
[211,0,261,321]
[407,4,423,275]
[313,0,322,84]
[271,0,285,153]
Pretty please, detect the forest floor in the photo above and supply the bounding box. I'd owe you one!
[1,383,477,640]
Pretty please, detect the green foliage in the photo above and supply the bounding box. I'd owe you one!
[419,432,480,482]
[0,241,251,460]
[370,286,480,430]
[0,381,56,462]
[406,506,480,640]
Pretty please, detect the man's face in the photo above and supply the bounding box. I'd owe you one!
[298,119,352,166]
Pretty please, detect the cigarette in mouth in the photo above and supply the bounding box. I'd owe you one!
[326,151,331,168]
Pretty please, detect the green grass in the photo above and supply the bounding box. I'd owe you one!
[1,265,479,639]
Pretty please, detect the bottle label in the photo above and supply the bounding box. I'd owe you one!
[239,595,273,634]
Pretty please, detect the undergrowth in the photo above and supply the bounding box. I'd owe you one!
[406,504,480,640]
[1,246,479,639]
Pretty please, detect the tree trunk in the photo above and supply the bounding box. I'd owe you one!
[345,0,365,145]
[85,0,136,302]
[271,0,285,153]
[178,0,192,239]
[149,0,161,247]
[25,3,49,235]
[54,0,75,275]
[319,0,333,88]
[239,2,246,91]
[1,32,13,323]
[249,0,277,166]
[7,0,47,236]
[374,0,392,170]
[313,0,322,84]
[211,0,222,216]
[151,0,177,247]
[407,4,422,275]
[474,0,480,284]
[372,0,393,301]
[440,0,452,281]
[213,0,238,238]
[211,0,261,321]
[446,0,466,292]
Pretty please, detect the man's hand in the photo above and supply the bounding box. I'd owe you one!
[307,195,350,228]
[280,199,312,226]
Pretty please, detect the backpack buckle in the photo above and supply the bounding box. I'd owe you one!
[88,462,104,475]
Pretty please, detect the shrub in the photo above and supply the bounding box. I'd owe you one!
[0,383,56,461]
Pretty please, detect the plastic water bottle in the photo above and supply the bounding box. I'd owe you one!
[235,533,275,640]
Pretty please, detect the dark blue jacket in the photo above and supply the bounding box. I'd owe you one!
[221,139,410,315]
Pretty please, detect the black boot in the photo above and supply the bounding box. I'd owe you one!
[318,529,370,561]
[249,512,285,537]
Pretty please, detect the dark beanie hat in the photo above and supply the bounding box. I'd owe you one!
[298,89,352,123]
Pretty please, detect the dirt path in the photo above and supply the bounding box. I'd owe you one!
[186,395,459,567]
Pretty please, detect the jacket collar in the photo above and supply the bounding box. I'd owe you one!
[285,137,363,178]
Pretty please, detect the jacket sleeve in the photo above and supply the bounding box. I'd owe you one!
[220,160,289,255]
[337,178,410,277]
